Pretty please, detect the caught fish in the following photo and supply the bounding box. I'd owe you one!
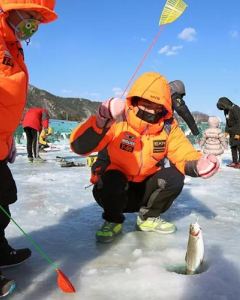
[185,222,204,275]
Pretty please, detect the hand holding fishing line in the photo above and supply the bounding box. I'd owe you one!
[96,98,125,128]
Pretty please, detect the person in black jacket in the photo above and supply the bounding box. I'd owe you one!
[169,80,200,136]
[217,97,240,168]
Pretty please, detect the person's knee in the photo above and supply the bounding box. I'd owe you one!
[93,170,128,203]
[101,170,128,193]
[173,171,185,192]
[157,167,184,192]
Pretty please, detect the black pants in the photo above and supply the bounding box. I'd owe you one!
[231,145,240,163]
[93,167,184,223]
[24,127,39,158]
[0,162,17,250]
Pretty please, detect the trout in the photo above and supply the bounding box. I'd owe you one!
[185,222,204,275]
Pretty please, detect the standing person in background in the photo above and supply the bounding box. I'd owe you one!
[217,97,240,168]
[22,107,49,162]
[0,0,57,296]
[169,80,200,136]
[199,116,227,167]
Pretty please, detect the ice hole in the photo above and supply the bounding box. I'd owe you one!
[166,262,209,275]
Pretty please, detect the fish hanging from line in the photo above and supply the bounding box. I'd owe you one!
[185,221,204,275]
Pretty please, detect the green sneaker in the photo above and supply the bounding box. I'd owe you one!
[28,157,33,163]
[136,216,176,234]
[96,221,122,243]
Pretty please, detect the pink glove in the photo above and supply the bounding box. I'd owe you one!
[96,98,125,128]
[8,139,17,163]
[196,154,219,179]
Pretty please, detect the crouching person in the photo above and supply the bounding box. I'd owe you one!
[70,72,219,243]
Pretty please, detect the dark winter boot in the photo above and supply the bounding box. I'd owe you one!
[226,162,238,168]
[0,275,16,298]
[0,245,31,268]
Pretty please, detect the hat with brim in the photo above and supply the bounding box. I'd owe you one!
[0,0,57,23]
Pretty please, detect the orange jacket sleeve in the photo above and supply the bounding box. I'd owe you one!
[70,116,114,156]
[166,122,202,174]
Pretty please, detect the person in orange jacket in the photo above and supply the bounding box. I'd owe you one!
[70,72,219,243]
[22,107,49,162]
[0,0,57,295]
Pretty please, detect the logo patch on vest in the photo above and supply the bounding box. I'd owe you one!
[153,140,166,153]
[2,50,14,67]
[120,132,136,152]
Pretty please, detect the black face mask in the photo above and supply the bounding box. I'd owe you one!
[136,108,166,124]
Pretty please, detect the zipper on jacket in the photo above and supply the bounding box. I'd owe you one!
[136,125,150,177]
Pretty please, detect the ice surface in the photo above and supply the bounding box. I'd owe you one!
[3,146,240,300]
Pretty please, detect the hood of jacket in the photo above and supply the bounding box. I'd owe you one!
[0,0,57,23]
[125,72,173,134]
[217,97,233,111]
[208,116,220,128]
[169,80,186,97]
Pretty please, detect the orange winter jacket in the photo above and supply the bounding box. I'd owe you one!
[0,0,57,161]
[70,72,202,182]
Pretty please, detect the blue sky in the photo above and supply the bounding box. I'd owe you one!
[23,0,240,118]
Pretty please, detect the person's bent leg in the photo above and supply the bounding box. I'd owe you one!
[93,170,129,223]
[137,166,184,233]
[93,170,128,242]
[0,204,11,252]
[0,163,17,253]
[0,163,31,267]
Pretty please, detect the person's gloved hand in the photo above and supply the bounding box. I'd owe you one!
[8,139,17,163]
[196,154,219,178]
[234,134,240,140]
[96,98,125,128]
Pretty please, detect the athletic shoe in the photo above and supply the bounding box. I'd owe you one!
[136,216,176,234]
[96,221,122,243]
[28,157,33,163]
[0,275,16,298]
[0,246,31,268]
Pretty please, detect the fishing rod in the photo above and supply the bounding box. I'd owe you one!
[0,204,75,293]
[121,0,188,98]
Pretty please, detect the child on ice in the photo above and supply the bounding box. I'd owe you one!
[200,116,227,166]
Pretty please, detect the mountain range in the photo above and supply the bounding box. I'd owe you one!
[26,85,209,123]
